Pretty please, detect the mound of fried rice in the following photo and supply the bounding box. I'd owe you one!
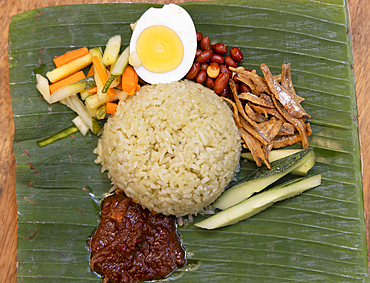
[94,80,241,216]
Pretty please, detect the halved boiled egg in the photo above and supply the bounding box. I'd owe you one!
[129,4,197,84]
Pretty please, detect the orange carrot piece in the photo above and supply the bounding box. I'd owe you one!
[136,84,141,91]
[53,47,89,68]
[49,71,86,94]
[121,65,138,89]
[86,65,95,77]
[121,84,133,93]
[120,66,139,95]
[87,87,97,94]
[106,102,118,114]
[128,88,135,96]
[91,56,117,97]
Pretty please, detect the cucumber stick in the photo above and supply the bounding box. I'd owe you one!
[103,46,130,93]
[102,35,121,66]
[213,148,314,210]
[195,174,322,229]
[46,53,92,83]
[241,149,316,175]
[35,74,51,103]
[49,76,96,103]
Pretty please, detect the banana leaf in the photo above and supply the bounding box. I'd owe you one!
[9,0,369,282]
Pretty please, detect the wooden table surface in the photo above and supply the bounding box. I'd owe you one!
[1,0,369,282]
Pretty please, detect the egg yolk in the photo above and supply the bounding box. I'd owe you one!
[136,26,184,73]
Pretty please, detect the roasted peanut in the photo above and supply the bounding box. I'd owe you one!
[212,43,228,55]
[210,54,224,64]
[207,62,220,78]
[196,70,207,84]
[206,77,215,89]
[201,62,209,71]
[195,49,202,57]
[220,64,232,77]
[196,50,213,63]
[232,73,239,83]
[186,62,201,80]
[200,36,211,51]
[240,83,251,93]
[224,56,237,68]
[220,85,230,98]
[230,47,244,63]
[213,73,229,94]
[196,32,203,42]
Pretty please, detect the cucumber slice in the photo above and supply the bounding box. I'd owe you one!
[102,35,121,66]
[241,149,316,175]
[49,76,96,103]
[90,47,106,74]
[37,125,79,148]
[90,47,103,60]
[46,53,92,83]
[72,116,89,136]
[63,94,101,135]
[195,174,322,229]
[213,148,314,210]
[85,93,108,109]
[102,46,130,93]
[80,88,95,101]
[96,104,107,120]
[35,74,51,103]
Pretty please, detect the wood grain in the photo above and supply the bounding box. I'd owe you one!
[0,1,369,282]
[348,0,370,269]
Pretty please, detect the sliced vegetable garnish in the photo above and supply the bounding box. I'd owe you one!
[196,174,322,229]
[49,70,86,94]
[36,125,79,147]
[213,148,314,210]
[103,46,130,92]
[121,65,139,96]
[46,53,92,83]
[53,47,90,68]
[91,56,117,98]
[241,149,316,176]
[49,76,96,103]
[35,74,51,103]
[106,102,118,114]
[102,35,121,66]
[72,116,89,136]
[96,104,107,120]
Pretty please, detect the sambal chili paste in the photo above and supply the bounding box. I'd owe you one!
[88,189,186,283]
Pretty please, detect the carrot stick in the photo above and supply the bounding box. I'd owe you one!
[91,56,117,97]
[87,87,97,94]
[49,71,86,94]
[53,47,89,68]
[121,65,139,95]
[86,65,95,77]
[121,65,138,89]
[106,102,118,114]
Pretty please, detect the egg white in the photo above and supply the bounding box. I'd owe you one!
[129,4,197,84]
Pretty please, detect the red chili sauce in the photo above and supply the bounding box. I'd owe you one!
[88,190,186,283]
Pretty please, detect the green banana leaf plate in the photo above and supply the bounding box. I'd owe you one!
[9,0,369,282]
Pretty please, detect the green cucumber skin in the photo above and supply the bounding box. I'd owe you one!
[196,174,322,229]
[74,75,96,89]
[241,149,302,161]
[241,149,316,176]
[50,76,96,103]
[243,148,313,182]
[102,46,130,92]
[213,148,314,210]
[102,75,117,93]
